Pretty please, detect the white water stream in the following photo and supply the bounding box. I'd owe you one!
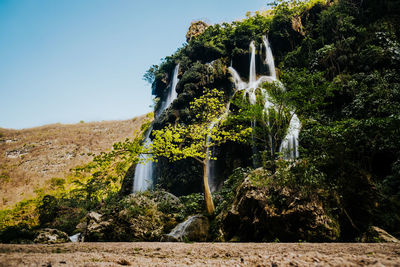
[206,36,301,190]
[229,36,300,159]
[164,215,198,241]
[133,64,180,192]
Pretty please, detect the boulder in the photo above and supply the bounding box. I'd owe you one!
[76,212,112,242]
[361,226,400,243]
[76,194,175,242]
[161,215,210,242]
[222,175,340,242]
[34,228,70,244]
[152,191,182,211]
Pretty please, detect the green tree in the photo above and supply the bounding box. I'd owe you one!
[228,82,295,162]
[146,89,251,215]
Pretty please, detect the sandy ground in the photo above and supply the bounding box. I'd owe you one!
[0,242,399,267]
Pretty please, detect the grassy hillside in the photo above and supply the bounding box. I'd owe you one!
[0,116,146,208]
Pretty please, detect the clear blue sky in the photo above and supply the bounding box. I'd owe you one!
[0,0,270,129]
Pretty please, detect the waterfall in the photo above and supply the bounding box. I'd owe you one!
[263,36,276,80]
[279,113,300,159]
[249,41,257,87]
[133,129,154,192]
[205,36,280,187]
[164,64,180,110]
[167,215,197,240]
[133,64,180,192]
[228,67,247,91]
[227,36,300,161]
[157,64,180,117]
[233,38,276,107]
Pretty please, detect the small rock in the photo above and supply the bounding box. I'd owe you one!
[116,259,131,266]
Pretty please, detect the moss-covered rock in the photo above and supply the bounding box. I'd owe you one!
[221,170,340,242]
[360,226,400,243]
[75,192,182,242]
[34,228,70,244]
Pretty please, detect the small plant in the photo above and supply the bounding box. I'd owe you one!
[0,172,10,183]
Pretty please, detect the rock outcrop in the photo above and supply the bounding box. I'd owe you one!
[186,21,209,42]
[34,228,70,244]
[361,226,400,243]
[222,175,340,242]
[161,215,210,242]
[75,194,180,242]
[75,212,112,242]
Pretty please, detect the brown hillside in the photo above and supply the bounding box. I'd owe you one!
[0,116,147,209]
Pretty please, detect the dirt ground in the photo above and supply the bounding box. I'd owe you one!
[0,242,399,267]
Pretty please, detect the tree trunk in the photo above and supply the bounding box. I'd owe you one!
[202,161,215,215]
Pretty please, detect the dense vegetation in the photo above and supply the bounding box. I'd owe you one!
[1,0,399,243]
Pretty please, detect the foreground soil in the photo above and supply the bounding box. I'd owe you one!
[0,242,399,267]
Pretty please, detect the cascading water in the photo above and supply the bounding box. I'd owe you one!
[163,64,180,112]
[228,36,300,160]
[249,41,257,87]
[263,36,276,80]
[236,38,276,107]
[206,37,280,189]
[133,129,154,192]
[133,64,180,192]
[156,64,180,118]
[279,113,300,159]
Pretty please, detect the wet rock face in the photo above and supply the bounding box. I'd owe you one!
[34,228,70,244]
[222,177,340,242]
[154,157,203,196]
[186,21,209,42]
[119,164,136,195]
[161,215,210,242]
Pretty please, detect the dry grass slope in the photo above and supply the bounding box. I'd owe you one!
[0,116,147,208]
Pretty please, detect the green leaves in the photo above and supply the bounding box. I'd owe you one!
[280,68,335,120]
[147,89,251,164]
